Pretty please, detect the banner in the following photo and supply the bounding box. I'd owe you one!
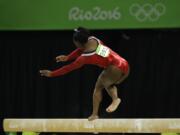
[0,0,180,30]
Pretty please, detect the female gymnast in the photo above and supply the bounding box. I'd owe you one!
[40,27,130,121]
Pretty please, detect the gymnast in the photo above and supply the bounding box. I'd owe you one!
[40,27,130,121]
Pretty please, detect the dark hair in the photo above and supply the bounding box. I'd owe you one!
[73,27,90,45]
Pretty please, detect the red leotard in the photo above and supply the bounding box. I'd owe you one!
[51,36,129,77]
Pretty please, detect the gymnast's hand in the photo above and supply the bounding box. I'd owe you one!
[39,70,52,77]
[56,55,68,62]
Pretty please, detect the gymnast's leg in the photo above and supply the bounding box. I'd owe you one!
[103,65,129,113]
[88,78,104,121]
[88,66,129,121]
[105,85,121,113]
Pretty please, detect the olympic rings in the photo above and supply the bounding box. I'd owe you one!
[129,3,166,22]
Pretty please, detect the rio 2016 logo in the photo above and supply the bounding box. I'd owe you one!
[69,7,121,21]
[129,3,166,22]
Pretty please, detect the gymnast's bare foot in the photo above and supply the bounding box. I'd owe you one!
[88,115,99,121]
[106,98,121,113]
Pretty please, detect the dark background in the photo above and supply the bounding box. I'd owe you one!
[0,29,180,134]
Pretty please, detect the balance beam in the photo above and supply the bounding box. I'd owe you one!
[3,119,180,133]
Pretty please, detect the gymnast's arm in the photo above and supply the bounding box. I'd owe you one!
[56,48,83,62]
[40,57,85,77]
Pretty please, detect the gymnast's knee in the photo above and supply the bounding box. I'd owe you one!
[104,83,114,91]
